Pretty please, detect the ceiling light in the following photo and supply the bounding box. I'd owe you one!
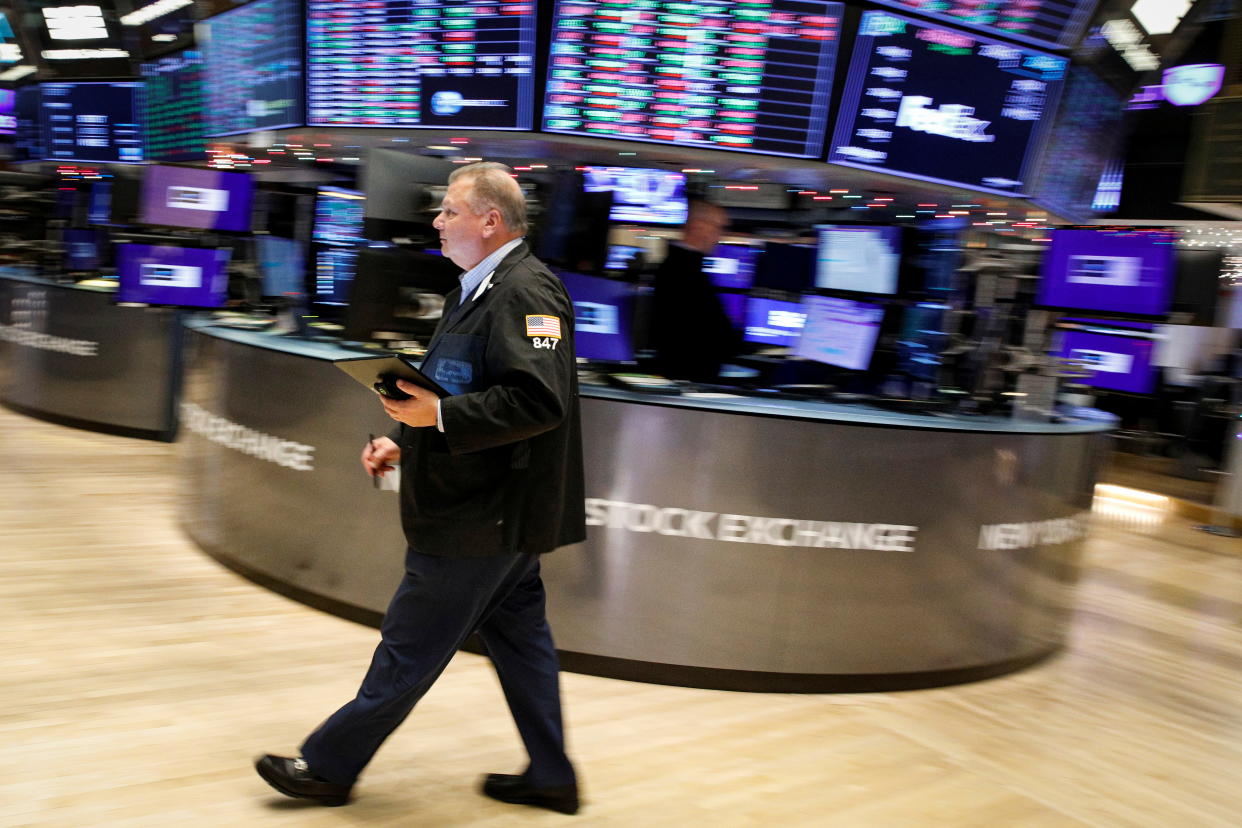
[1131,0,1192,36]
[42,5,108,41]
[42,47,129,59]
[120,0,193,27]
[0,63,35,81]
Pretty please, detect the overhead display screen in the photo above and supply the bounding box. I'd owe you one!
[829,11,1067,196]
[1028,66,1125,223]
[141,51,206,161]
[544,0,845,158]
[869,0,1095,50]
[41,83,145,164]
[200,0,304,136]
[307,0,537,129]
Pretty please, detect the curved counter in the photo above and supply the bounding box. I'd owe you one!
[0,273,183,441]
[180,320,1115,692]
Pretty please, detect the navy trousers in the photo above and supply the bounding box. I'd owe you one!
[299,548,575,789]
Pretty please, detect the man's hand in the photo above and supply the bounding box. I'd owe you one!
[362,435,400,479]
[380,380,439,428]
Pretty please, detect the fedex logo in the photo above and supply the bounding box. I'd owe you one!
[895,96,995,143]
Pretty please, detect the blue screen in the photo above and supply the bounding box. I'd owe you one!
[314,188,367,245]
[257,237,306,298]
[744,297,806,346]
[41,82,144,164]
[704,243,762,290]
[829,12,1067,196]
[557,270,635,362]
[116,244,230,308]
[314,245,358,305]
[1037,229,1176,317]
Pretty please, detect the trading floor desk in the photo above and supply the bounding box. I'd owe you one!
[181,320,1116,692]
[0,272,182,441]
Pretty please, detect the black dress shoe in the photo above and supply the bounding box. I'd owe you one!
[481,773,579,815]
[254,754,351,806]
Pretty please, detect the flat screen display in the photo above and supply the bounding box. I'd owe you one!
[307,0,537,129]
[1037,229,1176,317]
[897,302,951,381]
[1029,66,1126,223]
[544,0,845,158]
[557,270,635,362]
[313,187,367,245]
[41,83,145,164]
[140,166,255,232]
[793,295,885,370]
[829,12,1067,196]
[814,225,902,294]
[256,236,306,298]
[744,297,806,346]
[13,86,43,161]
[200,0,304,136]
[869,0,1096,50]
[705,243,762,290]
[605,244,644,273]
[1056,329,1156,394]
[0,89,14,137]
[582,167,687,225]
[753,242,815,293]
[314,245,359,304]
[116,244,230,308]
[141,50,206,161]
[64,229,104,271]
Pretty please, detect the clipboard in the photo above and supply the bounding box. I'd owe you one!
[335,355,451,399]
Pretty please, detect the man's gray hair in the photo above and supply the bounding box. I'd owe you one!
[447,162,528,235]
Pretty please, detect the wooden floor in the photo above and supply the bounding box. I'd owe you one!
[3,406,1241,828]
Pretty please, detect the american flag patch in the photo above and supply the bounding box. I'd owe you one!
[525,315,562,339]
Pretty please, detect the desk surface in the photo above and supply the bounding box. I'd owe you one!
[184,316,1117,435]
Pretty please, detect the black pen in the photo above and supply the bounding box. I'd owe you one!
[368,433,379,489]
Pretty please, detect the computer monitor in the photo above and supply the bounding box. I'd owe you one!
[313,245,359,305]
[1037,229,1176,317]
[313,187,367,246]
[753,242,815,293]
[704,242,762,290]
[605,244,644,274]
[140,165,255,232]
[896,302,952,382]
[39,82,145,164]
[793,296,885,371]
[0,89,14,137]
[744,297,806,347]
[1055,328,1156,394]
[342,246,461,341]
[115,244,230,308]
[255,236,306,299]
[581,167,687,225]
[556,270,636,362]
[63,229,104,272]
[814,226,903,295]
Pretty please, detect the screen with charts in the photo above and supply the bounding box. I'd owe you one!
[140,166,255,232]
[313,188,367,245]
[40,83,144,164]
[200,0,304,136]
[814,225,902,294]
[705,242,763,290]
[545,0,845,158]
[829,11,1067,196]
[1055,329,1156,394]
[116,244,231,308]
[582,167,688,225]
[793,295,884,370]
[307,0,537,129]
[557,270,636,362]
[869,0,1096,50]
[315,245,360,305]
[63,229,104,272]
[1037,229,1176,317]
[744,297,806,346]
[141,50,206,161]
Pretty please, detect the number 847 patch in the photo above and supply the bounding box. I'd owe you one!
[526,315,561,350]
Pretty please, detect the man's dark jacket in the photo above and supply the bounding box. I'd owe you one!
[388,242,586,556]
[649,244,742,382]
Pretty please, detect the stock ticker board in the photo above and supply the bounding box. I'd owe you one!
[869,0,1096,50]
[307,0,537,129]
[543,0,845,159]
